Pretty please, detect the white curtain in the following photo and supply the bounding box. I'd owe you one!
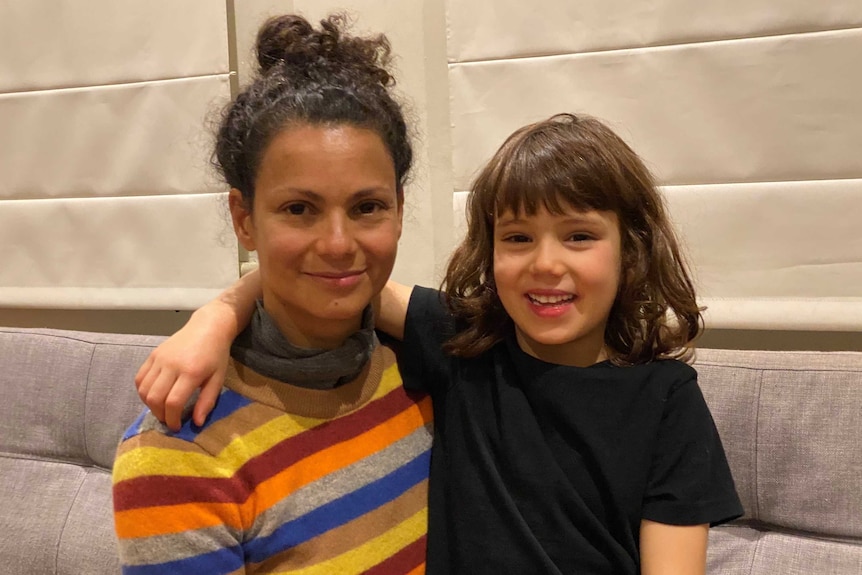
[0,0,238,310]
[447,0,862,330]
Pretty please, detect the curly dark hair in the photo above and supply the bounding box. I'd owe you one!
[214,13,412,207]
[443,113,703,365]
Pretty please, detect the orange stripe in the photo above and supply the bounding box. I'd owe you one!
[250,397,430,517]
[115,396,432,537]
[114,501,244,538]
[406,565,425,575]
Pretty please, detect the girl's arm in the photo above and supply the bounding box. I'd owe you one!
[137,272,414,430]
[136,269,261,430]
[639,519,708,575]
[374,280,413,340]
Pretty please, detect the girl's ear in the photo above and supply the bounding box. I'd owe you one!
[229,189,257,252]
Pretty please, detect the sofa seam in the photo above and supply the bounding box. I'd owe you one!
[748,529,763,575]
[753,369,763,522]
[54,469,89,574]
[696,362,862,374]
[0,452,111,472]
[83,344,96,464]
[0,328,162,349]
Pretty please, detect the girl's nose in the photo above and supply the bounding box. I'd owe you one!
[530,240,565,277]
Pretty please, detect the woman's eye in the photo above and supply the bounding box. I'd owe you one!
[283,203,308,215]
[356,201,385,215]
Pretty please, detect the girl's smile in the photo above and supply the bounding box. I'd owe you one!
[524,289,577,317]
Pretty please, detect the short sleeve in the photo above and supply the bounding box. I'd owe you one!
[400,286,456,395]
[641,374,744,527]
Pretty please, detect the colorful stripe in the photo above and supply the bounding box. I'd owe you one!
[113,349,432,574]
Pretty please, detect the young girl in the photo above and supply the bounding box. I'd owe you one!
[113,14,432,574]
[138,113,743,574]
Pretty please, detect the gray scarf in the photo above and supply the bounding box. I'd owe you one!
[230,301,377,389]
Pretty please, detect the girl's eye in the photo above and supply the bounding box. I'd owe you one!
[503,234,531,243]
[568,233,593,242]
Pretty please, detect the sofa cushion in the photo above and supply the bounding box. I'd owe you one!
[0,328,163,575]
[696,348,862,574]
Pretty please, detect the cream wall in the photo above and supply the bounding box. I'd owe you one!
[0,1,237,332]
[2,1,860,351]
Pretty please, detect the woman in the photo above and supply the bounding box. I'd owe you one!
[111,14,432,575]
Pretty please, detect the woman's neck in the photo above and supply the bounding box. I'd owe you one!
[263,301,362,350]
[229,301,377,389]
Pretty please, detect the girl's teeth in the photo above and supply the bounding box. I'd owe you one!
[528,294,573,304]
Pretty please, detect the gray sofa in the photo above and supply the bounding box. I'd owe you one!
[1,326,860,574]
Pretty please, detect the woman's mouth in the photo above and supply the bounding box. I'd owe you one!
[307,270,365,288]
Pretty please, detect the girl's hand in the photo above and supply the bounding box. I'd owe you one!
[135,304,236,430]
[136,269,262,430]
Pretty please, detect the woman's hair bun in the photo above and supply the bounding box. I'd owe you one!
[255,13,393,87]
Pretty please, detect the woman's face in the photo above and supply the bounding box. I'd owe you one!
[230,123,402,349]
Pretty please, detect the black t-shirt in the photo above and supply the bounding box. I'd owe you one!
[401,287,743,575]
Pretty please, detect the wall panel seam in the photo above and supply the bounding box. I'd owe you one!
[0,73,232,97]
[661,178,862,190]
[448,25,862,66]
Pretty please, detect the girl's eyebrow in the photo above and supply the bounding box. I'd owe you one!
[496,212,606,227]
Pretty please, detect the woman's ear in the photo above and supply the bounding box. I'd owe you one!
[395,186,404,240]
[229,189,257,252]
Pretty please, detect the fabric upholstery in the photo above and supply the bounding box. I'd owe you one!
[696,348,862,573]
[0,327,163,575]
[1,327,860,574]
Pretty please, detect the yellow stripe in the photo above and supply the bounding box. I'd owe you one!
[113,363,405,483]
[276,508,427,575]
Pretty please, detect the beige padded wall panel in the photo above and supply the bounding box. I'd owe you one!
[448,0,862,61]
[665,181,862,330]
[0,77,229,199]
[448,2,862,331]
[0,1,236,309]
[0,194,236,309]
[449,30,862,189]
[0,0,228,92]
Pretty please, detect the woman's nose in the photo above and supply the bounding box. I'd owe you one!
[317,214,357,257]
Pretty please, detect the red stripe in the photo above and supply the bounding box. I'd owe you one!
[361,534,427,575]
[114,385,430,511]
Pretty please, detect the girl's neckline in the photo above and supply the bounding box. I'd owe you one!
[504,331,614,371]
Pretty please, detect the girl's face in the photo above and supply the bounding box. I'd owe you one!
[230,123,402,349]
[493,206,621,367]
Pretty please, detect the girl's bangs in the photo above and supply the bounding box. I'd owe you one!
[491,141,604,218]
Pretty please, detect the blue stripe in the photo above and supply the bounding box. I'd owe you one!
[171,389,252,442]
[244,448,431,561]
[121,410,149,441]
[122,544,243,575]
[121,390,251,443]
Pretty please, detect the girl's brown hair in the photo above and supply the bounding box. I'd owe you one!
[443,113,702,364]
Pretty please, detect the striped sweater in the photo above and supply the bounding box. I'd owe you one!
[112,343,432,575]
